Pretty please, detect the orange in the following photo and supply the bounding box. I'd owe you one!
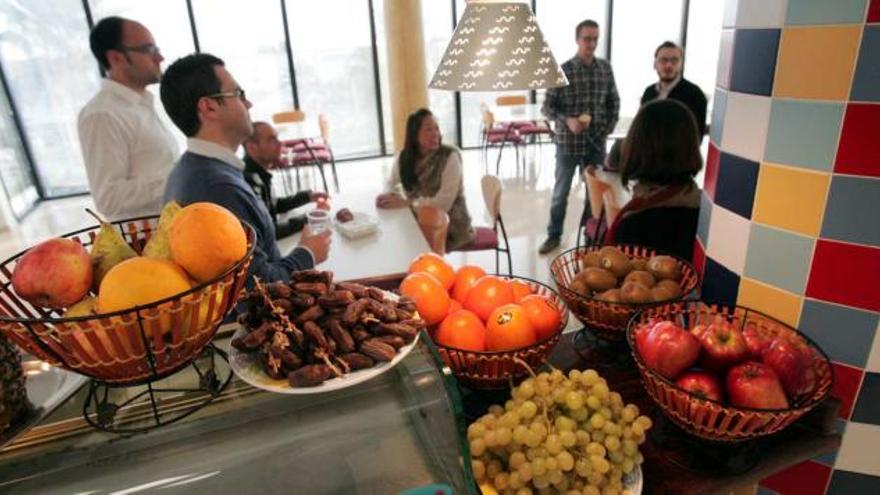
[399,272,450,325]
[509,279,534,302]
[452,265,487,302]
[435,309,486,352]
[170,202,247,283]
[485,304,537,351]
[408,252,456,291]
[520,294,562,341]
[464,275,515,322]
[447,298,463,315]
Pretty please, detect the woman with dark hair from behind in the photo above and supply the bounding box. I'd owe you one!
[376,108,475,250]
[605,99,703,260]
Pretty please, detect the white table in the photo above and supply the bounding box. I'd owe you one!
[488,103,547,124]
[277,190,430,282]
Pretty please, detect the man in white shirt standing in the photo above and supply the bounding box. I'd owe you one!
[78,17,179,221]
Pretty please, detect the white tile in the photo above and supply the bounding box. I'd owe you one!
[735,0,786,28]
[866,319,880,373]
[721,92,772,163]
[716,30,735,90]
[723,0,739,28]
[707,203,751,275]
[834,421,880,476]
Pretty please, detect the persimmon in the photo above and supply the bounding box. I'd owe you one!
[435,309,486,352]
[408,252,455,291]
[508,279,533,302]
[520,294,562,341]
[447,298,463,315]
[399,272,450,325]
[463,275,515,322]
[451,265,487,302]
[485,304,537,351]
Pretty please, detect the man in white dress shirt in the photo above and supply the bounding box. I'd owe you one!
[78,17,179,221]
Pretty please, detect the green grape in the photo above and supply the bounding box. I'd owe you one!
[609,467,623,483]
[532,457,547,476]
[575,429,591,446]
[565,390,584,410]
[545,456,558,471]
[586,395,602,410]
[507,400,519,412]
[568,369,582,381]
[480,414,497,427]
[560,430,577,448]
[494,471,509,490]
[584,486,601,495]
[532,475,550,489]
[599,407,613,421]
[592,431,606,443]
[509,451,527,469]
[620,458,635,474]
[581,369,600,386]
[620,404,639,423]
[501,411,520,428]
[525,431,542,448]
[575,457,592,477]
[591,455,611,474]
[484,430,498,447]
[630,422,644,438]
[608,451,624,464]
[516,488,534,495]
[602,485,620,495]
[634,452,644,464]
[553,474,569,491]
[602,422,619,436]
[621,426,634,440]
[519,400,538,420]
[555,416,575,432]
[513,425,530,445]
[473,459,486,481]
[571,407,589,422]
[508,471,523,490]
[518,462,533,482]
[557,451,575,471]
[604,435,621,452]
[550,369,564,383]
[530,421,548,438]
[589,413,606,430]
[586,471,604,487]
[468,422,486,439]
[489,404,505,416]
[592,382,610,401]
[585,442,606,457]
[547,469,564,485]
[470,438,486,456]
[496,427,513,446]
[518,379,535,399]
[487,459,503,478]
[545,433,563,455]
[622,439,638,456]
[635,415,653,431]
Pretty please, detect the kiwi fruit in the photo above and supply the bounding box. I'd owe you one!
[620,282,653,303]
[630,258,647,271]
[655,279,682,298]
[581,251,601,269]
[569,278,590,297]
[596,288,622,303]
[650,285,676,302]
[647,255,682,281]
[576,267,618,292]
[598,246,632,278]
[623,270,656,288]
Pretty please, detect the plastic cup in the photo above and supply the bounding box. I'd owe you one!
[307,209,331,234]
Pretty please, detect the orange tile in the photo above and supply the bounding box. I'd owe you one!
[774,26,861,100]
[752,163,831,236]
[737,277,803,327]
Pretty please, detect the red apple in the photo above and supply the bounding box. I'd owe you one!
[726,361,789,410]
[742,323,780,359]
[698,321,749,372]
[676,370,724,402]
[11,238,93,308]
[691,324,709,340]
[636,320,701,380]
[763,335,817,398]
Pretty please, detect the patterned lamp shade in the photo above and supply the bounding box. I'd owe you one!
[429,0,568,91]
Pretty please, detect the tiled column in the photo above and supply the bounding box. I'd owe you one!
[696,1,880,493]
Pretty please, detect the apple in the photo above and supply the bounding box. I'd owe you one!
[698,321,749,372]
[11,238,93,309]
[763,335,817,398]
[742,323,780,359]
[690,324,709,340]
[635,320,701,380]
[676,370,724,402]
[726,361,789,410]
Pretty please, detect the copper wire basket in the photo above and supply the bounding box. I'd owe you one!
[549,245,700,341]
[0,216,256,385]
[627,301,834,442]
[429,276,568,389]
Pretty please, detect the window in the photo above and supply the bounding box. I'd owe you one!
[0,82,38,217]
[537,0,608,62]
[422,0,458,147]
[684,0,724,111]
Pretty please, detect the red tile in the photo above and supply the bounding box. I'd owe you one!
[832,362,865,420]
[693,238,706,280]
[806,240,880,313]
[870,0,880,22]
[704,142,720,200]
[761,460,832,495]
[834,104,880,178]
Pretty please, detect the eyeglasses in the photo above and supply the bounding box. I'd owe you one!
[658,57,681,64]
[205,88,248,102]
[118,44,161,56]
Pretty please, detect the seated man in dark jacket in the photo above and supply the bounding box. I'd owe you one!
[243,121,327,238]
[160,53,331,283]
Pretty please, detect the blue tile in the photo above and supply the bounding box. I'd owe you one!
[715,152,759,219]
[813,419,847,466]
[852,26,880,104]
[786,0,868,25]
[697,191,713,247]
[730,29,781,96]
[764,99,844,172]
[799,299,880,369]
[851,372,880,426]
[702,256,740,306]
[744,224,814,294]
[821,176,880,247]
[710,89,728,146]
[827,469,880,494]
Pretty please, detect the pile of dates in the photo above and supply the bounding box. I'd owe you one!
[233,270,424,387]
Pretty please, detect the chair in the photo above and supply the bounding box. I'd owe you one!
[480,107,523,176]
[576,167,609,248]
[452,175,512,275]
[417,205,450,255]
[494,95,554,151]
[289,114,339,193]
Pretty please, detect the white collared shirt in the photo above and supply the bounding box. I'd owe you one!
[185,138,245,171]
[78,79,180,221]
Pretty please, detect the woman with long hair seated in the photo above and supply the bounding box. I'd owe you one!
[605,99,703,260]
[376,108,475,250]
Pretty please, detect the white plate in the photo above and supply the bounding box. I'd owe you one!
[625,464,643,494]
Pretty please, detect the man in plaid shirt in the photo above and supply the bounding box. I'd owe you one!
[539,19,619,254]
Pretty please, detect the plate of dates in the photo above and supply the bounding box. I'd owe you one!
[230,270,423,394]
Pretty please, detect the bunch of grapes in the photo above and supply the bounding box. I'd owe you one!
[468,368,652,495]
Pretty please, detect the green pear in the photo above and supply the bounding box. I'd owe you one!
[86,208,137,291]
[143,200,181,260]
[63,295,97,318]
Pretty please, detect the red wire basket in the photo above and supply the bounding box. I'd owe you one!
[0,216,255,385]
[627,301,834,442]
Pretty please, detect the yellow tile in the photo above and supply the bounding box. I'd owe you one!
[774,26,861,100]
[737,277,803,327]
[752,163,831,236]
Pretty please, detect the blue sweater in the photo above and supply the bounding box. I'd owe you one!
[163,151,313,284]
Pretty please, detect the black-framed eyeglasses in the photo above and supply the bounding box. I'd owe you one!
[118,44,161,56]
[205,88,248,102]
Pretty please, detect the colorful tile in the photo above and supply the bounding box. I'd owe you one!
[704,142,720,200]
[851,26,880,102]
[702,256,741,306]
[721,92,772,163]
[761,460,832,495]
[744,223,815,294]
[730,29,781,96]
[737,277,802,327]
[715,152,759,219]
[753,163,831,237]
[799,299,880,368]
[710,89,728,146]
[785,0,868,25]
[821,175,880,246]
[832,362,865,419]
[852,373,880,426]
[834,421,880,476]
[835,103,880,178]
[693,238,707,280]
[870,0,880,22]
[716,30,735,90]
[764,99,844,172]
[736,0,786,27]
[813,418,847,467]
[827,469,880,494]
[775,26,861,100]
[697,192,712,247]
[708,203,752,275]
[806,240,880,313]
[866,320,880,373]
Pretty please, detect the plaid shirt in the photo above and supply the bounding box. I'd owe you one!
[542,56,620,156]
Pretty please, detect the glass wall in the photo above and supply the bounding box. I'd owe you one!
[0,82,38,218]
[684,0,725,112]
[422,0,458,147]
